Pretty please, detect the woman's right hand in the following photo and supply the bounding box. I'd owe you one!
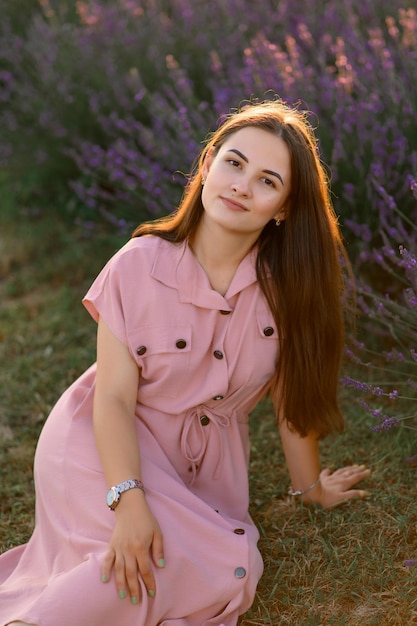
[101,489,165,604]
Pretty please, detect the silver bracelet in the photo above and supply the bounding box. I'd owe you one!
[288,476,321,497]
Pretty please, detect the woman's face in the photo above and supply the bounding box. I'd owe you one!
[201,126,291,239]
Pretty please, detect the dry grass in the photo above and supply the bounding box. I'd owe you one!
[240,398,417,624]
[1,209,417,625]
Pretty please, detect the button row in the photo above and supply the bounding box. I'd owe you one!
[136,328,273,356]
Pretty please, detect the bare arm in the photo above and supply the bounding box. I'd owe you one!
[93,317,165,603]
[94,316,142,486]
[278,418,371,508]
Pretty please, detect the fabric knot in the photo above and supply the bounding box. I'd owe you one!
[180,406,231,485]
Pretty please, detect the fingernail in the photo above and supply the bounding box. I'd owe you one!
[119,590,126,599]
[131,596,138,605]
[148,589,155,598]
[158,558,166,568]
[101,574,108,583]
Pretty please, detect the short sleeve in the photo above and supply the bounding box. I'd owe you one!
[82,241,141,346]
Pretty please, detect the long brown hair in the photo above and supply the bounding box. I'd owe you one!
[132,99,352,437]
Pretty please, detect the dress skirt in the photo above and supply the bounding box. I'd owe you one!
[0,236,279,625]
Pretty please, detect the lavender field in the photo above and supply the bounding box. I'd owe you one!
[3,0,416,433]
[1,1,417,623]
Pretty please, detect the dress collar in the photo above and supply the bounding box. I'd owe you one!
[150,238,258,309]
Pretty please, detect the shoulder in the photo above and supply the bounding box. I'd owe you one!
[83,236,183,327]
[109,236,180,270]
[116,234,167,258]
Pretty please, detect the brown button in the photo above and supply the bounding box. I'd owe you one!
[233,528,245,535]
[220,310,231,315]
[200,415,210,426]
[213,350,224,360]
[176,339,187,349]
[263,326,274,336]
[213,395,224,401]
[136,346,147,355]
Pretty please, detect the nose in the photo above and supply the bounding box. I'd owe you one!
[231,178,251,197]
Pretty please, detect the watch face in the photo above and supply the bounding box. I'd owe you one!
[106,487,118,509]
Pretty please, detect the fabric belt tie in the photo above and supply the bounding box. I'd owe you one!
[180,405,231,484]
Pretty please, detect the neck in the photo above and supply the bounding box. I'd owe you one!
[189,218,258,295]
[191,217,258,268]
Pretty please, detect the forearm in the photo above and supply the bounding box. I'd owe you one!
[93,395,142,488]
[278,418,322,503]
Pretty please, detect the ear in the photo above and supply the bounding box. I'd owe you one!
[275,193,292,222]
[201,147,215,180]
[274,206,288,223]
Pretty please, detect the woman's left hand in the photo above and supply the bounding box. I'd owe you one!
[309,465,371,509]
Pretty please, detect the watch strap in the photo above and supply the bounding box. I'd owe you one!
[116,478,145,497]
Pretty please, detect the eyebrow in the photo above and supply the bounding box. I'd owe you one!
[227,148,285,186]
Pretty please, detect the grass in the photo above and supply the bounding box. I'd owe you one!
[1,205,417,625]
[245,403,417,624]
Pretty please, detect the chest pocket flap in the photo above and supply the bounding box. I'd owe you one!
[130,325,192,398]
[131,325,192,358]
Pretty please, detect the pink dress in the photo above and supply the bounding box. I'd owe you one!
[0,236,279,626]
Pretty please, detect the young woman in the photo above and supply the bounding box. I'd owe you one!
[0,99,370,626]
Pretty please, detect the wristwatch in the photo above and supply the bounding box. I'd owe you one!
[106,478,145,511]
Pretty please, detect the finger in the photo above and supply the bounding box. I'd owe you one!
[322,465,370,485]
[327,465,359,478]
[355,489,371,500]
[124,554,140,605]
[349,464,371,476]
[137,552,156,598]
[101,548,115,584]
[151,528,165,569]
[348,468,371,486]
[345,464,370,475]
[322,488,370,509]
[342,487,369,500]
[337,468,371,489]
[320,468,332,478]
[331,464,364,473]
[114,553,128,600]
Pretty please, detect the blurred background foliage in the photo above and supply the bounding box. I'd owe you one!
[1,0,417,445]
[2,4,417,622]
[0,0,415,229]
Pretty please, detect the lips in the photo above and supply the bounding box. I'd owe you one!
[220,196,248,211]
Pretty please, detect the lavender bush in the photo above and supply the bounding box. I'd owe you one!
[343,179,417,432]
[1,1,417,428]
[1,0,416,230]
